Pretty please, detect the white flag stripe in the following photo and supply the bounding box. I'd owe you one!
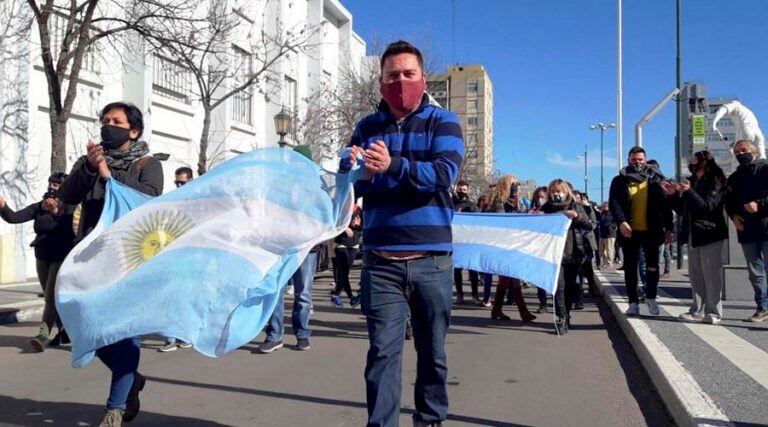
[452,224,566,263]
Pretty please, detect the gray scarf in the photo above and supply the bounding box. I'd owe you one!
[104,140,150,171]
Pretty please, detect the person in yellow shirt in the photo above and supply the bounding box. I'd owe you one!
[608,147,674,316]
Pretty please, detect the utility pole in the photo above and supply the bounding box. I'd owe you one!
[590,122,616,203]
[676,0,683,268]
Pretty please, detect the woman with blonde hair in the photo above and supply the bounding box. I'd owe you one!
[540,179,593,333]
[488,175,536,322]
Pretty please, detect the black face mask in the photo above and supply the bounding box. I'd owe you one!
[43,187,59,199]
[630,163,645,172]
[551,194,565,203]
[100,125,132,150]
[510,184,519,198]
[688,163,699,174]
[456,191,468,199]
[736,153,754,166]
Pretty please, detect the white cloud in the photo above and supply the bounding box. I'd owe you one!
[546,150,618,170]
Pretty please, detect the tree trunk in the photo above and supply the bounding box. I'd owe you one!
[50,112,68,173]
[197,108,212,176]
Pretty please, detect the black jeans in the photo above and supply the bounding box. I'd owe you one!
[453,268,479,298]
[333,247,358,298]
[579,256,599,297]
[554,263,581,319]
[622,231,661,304]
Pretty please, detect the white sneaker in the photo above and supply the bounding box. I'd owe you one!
[647,299,660,316]
[704,314,721,325]
[679,312,702,322]
[625,303,640,316]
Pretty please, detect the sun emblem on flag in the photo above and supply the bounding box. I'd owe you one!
[120,209,194,270]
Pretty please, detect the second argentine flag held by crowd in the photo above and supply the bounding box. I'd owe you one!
[56,148,353,367]
[452,212,572,294]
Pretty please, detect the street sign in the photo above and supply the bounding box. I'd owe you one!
[692,115,706,146]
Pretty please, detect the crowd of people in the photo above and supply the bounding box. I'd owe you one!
[1,39,767,427]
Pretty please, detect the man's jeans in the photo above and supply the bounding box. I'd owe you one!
[741,241,768,312]
[266,252,317,342]
[96,337,141,409]
[623,231,660,304]
[361,251,453,427]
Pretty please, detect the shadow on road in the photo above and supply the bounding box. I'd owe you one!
[0,395,228,426]
[597,299,677,426]
[145,375,530,426]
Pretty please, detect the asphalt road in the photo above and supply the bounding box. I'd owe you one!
[0,271,672,426]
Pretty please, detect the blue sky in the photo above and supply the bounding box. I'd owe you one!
[342,0,768,202]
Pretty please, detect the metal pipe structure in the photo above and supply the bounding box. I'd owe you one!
[617,0,623,171]
[577,145,588,194]
[634,88,680,148]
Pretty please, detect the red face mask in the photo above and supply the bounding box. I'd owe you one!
[380,79,426,113]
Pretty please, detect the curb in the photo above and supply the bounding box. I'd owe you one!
[594,270,732,427]
[0,301,44,325]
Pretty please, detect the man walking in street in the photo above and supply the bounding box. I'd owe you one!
[609,146,673,316]
[452,180,480,305]
[726,139,768,322]
[342,40,463,427]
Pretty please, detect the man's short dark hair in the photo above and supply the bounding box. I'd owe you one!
[380,40,424,72]
[581,192,589,200]
[628,146,646,157]
[456,180,469,187]
[48,172,68,184]
[100,101,144,139]
[175,167,194,180]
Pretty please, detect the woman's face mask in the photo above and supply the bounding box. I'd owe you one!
[551,192,565,203]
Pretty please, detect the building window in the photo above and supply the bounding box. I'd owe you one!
[284,75,298,140]
[467,79,478,93]
[152,54,193,104]
[231,46,253,125]
[467,99,478,113]
[467,116,478,127]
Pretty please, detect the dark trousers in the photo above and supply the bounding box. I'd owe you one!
[361,252,453,426]
[333,247,358,298]
[35,259,62,331]
[453,268,479,298]
[579,256,599,297]
[554,263,582,319]
[96,337,141,409]
[623,231,660,304]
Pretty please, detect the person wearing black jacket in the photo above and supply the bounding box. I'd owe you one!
[0,173,75,351]
[60,101,163,426]
[574,191,599,303]
[667,151,728,324]
[541,179,593,334]
[609,146,673,317]
[452,180,480,304]
[726,140,768,323]
[598,202,617,268]
[331,211,363,307]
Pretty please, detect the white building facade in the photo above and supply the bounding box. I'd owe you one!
[0,0,366,283]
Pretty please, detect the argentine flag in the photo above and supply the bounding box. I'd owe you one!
[56,148,353,367]
[452,212,572,294]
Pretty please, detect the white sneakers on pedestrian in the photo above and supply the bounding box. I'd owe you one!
[647,299,660,316]
[625,303,640,316]
[679,312,702,322]
[704,314,721,325]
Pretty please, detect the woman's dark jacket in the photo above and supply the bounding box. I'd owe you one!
[60,155,163,239]
[672,173,728,248]
[0,201,76,262]
[541,200,592,265]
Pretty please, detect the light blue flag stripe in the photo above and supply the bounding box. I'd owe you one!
[451,212,571,294]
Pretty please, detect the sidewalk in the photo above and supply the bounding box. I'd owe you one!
[0,279,44,325]
[596,266,768,427]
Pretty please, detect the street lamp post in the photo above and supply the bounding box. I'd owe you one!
[589,122,616,203]
[576,144,588,194]
[273,106,293,148]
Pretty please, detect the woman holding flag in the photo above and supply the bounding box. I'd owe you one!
[60,101,163,427]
